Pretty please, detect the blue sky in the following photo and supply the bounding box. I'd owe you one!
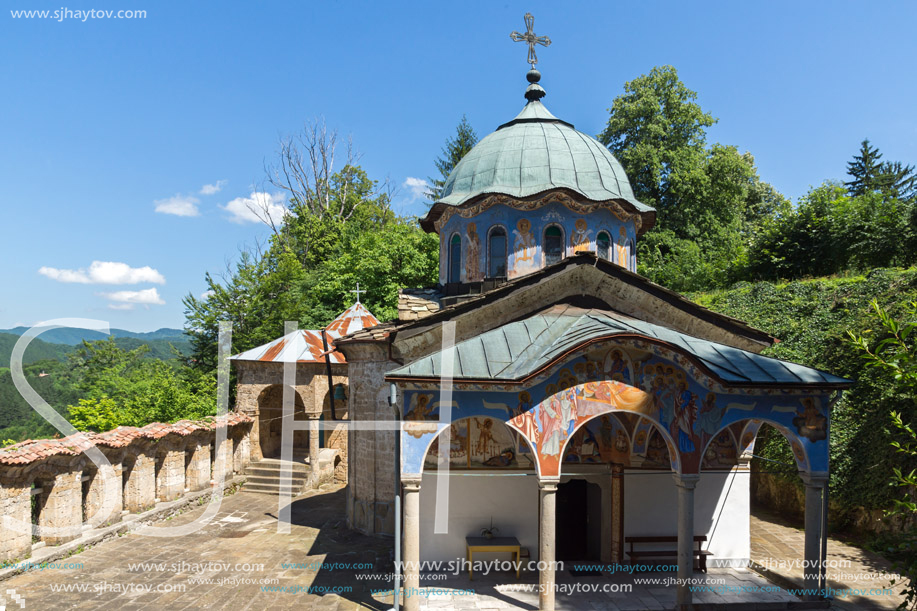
[2,0,915,332]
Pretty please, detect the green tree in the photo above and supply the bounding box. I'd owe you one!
[426,115,478,202]
[597,65,716,224]
[599,66,787,290]
[846,139,886,196]
[880,160,917,202]
[65,338,215,430]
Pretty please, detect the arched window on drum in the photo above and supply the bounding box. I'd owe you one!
[449,234,462,283]
[544,225,564,266]
[596,231,611,260]
[488,226,507,278]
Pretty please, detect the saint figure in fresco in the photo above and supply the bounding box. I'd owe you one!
[570,218,592,253]
[604,349,631,383]
[473,418,496,455]
[792,397,827,441]
[406,394,434,421]
[512,218,535,273]
[615,226,628,267]
[514,391,532,418]
[671,381,698,454]
[465,222,482,282]
[483,448,515,467]
[513,409,540,446]
[696,392,721,436]
[539,398,564,456]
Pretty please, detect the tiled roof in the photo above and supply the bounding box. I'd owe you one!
[0,412,252,466]
[386,305,853,389]
[232,302,380,364]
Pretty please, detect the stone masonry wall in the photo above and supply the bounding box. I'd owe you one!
[341,343,398,536]
[0,417,251,563]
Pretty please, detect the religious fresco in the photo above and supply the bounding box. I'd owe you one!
[642,429,674,469]
[700,430,739,470]
[570,218,592,253]
[794,397,827,441]
[563,413,631,465]
[437,202,638,283]
[512,218,537,275]
[398,340,832,478]
[614,226,629,267]
[423,416,533,469]
[465,222,483,282]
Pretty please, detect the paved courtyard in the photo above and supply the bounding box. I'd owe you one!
[751,510,908,611]
[0,484,907,610]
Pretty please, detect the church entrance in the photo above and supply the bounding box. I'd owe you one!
[555,479,602,561]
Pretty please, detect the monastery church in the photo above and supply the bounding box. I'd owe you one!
[233,18,851,611]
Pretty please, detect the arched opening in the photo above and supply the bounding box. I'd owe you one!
[31,475,52,544]
[544,225,564,266]
[81,465,96,523]
[256,385,308,459]
[487,226,507,278]
[596,231,611,260]
[627,239,636,271]
[448,233,462,283]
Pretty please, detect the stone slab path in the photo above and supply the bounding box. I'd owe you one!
[750,509,909,610]
[1,485,907,610]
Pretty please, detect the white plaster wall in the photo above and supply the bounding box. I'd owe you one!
[419,473,539,565]
[623,469,750,565]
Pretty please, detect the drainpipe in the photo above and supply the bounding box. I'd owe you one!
[390,383,401,611]
[321,330,337,421]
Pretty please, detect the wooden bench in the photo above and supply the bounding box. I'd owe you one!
[625,535,713,573]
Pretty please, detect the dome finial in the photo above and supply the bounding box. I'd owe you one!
[510,13,551,101]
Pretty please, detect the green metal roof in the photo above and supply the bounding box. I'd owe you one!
[386,305,852,388]
[435,100,654,213]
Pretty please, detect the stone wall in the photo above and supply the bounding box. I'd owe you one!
[751,470,917,538]
[339,343,398,536]
[0,415,252,562]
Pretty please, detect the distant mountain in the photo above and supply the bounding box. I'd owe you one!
[0,332,71,367]
[0,331,191,368]
[0,326,187,346]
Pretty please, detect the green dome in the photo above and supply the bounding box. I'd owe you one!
[436,100,653,214]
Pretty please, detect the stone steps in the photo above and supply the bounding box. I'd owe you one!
[241,458,311,496]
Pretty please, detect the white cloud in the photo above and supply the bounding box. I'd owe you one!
[200,180,227,196]
[154,194,200,217]
[223,192,288,224]
[99,288,165,309]
[39,261,166,285]
[200,289,215,299]
[403,177,429,202]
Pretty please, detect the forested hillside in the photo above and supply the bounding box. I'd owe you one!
[0,334,193,442]
[690,268,917,515]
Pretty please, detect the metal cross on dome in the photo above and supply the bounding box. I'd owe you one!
[350,283,366,304]
[510,13,551,68]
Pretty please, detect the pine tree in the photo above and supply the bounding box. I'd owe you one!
[426,115,478,202]
[845,139,884,196]
[879,160,917,202]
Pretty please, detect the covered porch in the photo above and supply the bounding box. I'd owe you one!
[388,305,851,610]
